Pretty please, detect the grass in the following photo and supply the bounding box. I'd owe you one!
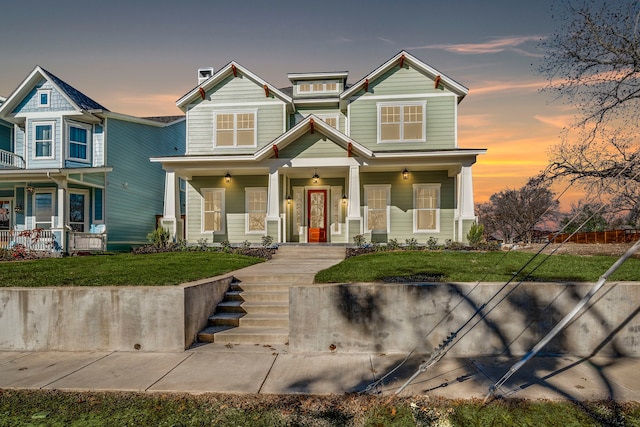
[0,390,638,426]
[0,252,263,287]
[315,251,640,283]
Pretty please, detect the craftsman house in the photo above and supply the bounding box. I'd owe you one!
[0,67,185,252]
[153,51,485,245]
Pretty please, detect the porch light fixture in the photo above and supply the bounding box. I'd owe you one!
[286,195,292,205]
[342,194,347,204]
[26,184,35,193]
[402,168,409,180]
[14,204,23,213]
[312,169,319,184]
[225,172,231,183]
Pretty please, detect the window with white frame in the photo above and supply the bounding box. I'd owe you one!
[317,114,339,130]
[37,89,50,107]
[34,122,54,158]
[246,187,267,233]
[69,190,89,232]
[331,186,343,234]
[67,123,90,161]
[298,81,339,94]
[34,191,54,230]
[364,185,390,233]
[202,188,225,233]
[214,111,256,147]
[378,102,426,143]
[413,184,440,232]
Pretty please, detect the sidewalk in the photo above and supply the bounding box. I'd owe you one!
[1,344,638,401]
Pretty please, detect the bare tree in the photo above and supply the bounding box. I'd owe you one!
[539,0,640,223]
[477,179,559,244]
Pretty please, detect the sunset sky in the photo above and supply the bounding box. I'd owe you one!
[0,0,586,210]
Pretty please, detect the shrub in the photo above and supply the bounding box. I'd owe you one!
[405,237,418,250]
[261,235,274,247]
[427,236,439,250]
[353,234,367,248]
[147,227,172,248]
[387,238,400,250]
[467,221,485,246]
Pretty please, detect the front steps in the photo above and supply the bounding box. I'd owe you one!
[196,245,345,346]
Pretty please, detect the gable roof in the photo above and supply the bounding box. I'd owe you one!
[254,114,373,161]
[340,50,468,106]
[176,61,293,110]
[0,66,108,120]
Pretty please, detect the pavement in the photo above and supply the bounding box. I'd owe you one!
[1,244,639,401]
[1,344,639,401]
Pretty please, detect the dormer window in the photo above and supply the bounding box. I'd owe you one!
[297,80,339,95]
[37,89,51,107]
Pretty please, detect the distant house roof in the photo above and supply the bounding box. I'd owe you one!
[39,67,109,111]
[142,115,185,124]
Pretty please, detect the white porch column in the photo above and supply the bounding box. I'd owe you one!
[457,164,476,242]
[347,165,361,219]
[161,171,182,240]
[266,168,281,242]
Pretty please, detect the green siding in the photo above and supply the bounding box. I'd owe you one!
[359,171,455,243]
[294,107,346,133]
[348,65,457,150]
[187,75,285,155]
[279,132,347,159]
[104,118,185,249]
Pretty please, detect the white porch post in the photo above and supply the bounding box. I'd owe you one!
[457,164,476,242]
[53,178,67,252]
[161,171,182,240]
[266,168,281,242]
[346,165,362,241]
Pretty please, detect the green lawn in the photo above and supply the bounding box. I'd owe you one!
[315,251,640,283]
[0,390,637,426]
[0,252,263,287]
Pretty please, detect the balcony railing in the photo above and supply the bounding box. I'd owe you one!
[0,229,56,251]
[0,149,26,169]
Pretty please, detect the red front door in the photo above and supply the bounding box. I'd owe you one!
[308,190,327,243]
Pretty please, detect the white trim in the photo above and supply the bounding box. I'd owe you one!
[350,92,453,101]
[16,110,77,118]
[32,189,55,230]
[197,101,282,108]
[212,109,258,148]
[37,89,51,107]
[201,188,225,233]
[377,101,427,144]
[65,121,92,163]
[364,184,391,234]
[245,187,268,234]
[68,189,90,232]
[413,183,441,233]
[32,120,56,160]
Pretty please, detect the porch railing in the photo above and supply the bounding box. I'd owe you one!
[0,229,56,251]
[68,231,107,252]
[0,149,26,169]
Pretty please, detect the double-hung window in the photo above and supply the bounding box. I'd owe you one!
[413,184,440,232]
[202,188,225,233]
[378,102,426,143]
[246,187,267,233]
[34,122,54,158]
[364,185,390,233]
[214,111,256,147]
[68,123,90,161]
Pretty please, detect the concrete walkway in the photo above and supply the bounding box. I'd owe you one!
[1,245,639,401]
[1,345,639,401]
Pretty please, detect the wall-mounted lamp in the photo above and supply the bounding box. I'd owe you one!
[312,169,319,184]
[402,168,409,180]
[26,184,35,193]
[286,195,292,205]
[225,172,231,183]
[342,194,347,204]
[14,205,23,213]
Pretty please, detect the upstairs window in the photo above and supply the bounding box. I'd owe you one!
[37,89,50,107]
[34,122,54,158]
[68,123,90,161]
[378,102,426,143]
[214,111,256,147]
[297,81,339,95]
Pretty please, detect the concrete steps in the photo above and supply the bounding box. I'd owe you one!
[196,245,345,346]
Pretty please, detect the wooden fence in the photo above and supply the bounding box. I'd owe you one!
[549,229,640,244]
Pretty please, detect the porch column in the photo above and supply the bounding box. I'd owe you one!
[346,165,362,241]
[53,178,67,252]
[266,168,281,242]
[161,171,182,240]
[457,164,476,242]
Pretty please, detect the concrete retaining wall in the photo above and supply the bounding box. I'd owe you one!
[0,276,232,352]
[289,282,640,356]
